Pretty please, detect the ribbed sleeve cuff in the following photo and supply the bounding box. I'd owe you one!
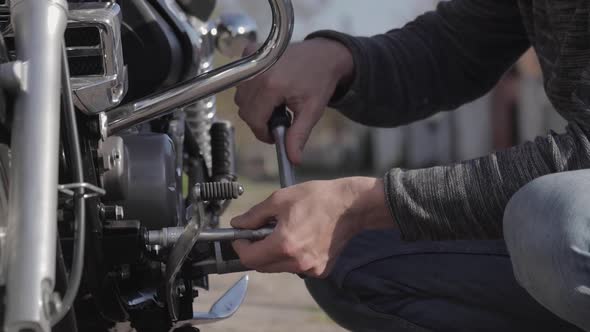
[384,169,417,241]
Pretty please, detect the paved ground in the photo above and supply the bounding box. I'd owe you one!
[194,178,346,332]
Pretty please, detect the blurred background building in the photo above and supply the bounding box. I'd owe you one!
[215,0,566,180]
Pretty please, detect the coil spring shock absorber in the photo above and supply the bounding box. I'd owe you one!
[185,98,216,172]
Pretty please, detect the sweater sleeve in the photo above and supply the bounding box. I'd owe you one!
[307,0,530,127]
[385,124,590,240]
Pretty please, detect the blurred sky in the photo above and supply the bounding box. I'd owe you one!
[218,0,438,40]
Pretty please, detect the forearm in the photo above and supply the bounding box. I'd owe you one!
[344,177,395,232]
[386,123,590,241]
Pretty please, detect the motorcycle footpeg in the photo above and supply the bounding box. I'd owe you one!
[170,274,249,331]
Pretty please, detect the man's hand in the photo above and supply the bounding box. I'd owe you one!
[231,177,394,278]
[234,38,354,165]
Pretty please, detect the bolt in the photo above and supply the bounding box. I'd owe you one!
[115,205,124,220]
[152,244,162,256]
[100,204,124,221]
[120,264,131,280]
[43,291,62,318]
[176,282,186,296]
[98,112,108,141]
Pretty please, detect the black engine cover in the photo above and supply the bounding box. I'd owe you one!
[118,0,184,100]
[122,133,179,230]
[100,133,179,230]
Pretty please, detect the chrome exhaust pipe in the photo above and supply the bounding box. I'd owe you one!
[105,0,294,136]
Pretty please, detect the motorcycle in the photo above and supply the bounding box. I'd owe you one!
[0,0,293,331]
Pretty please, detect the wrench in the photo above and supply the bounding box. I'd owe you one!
[147,226,275,247]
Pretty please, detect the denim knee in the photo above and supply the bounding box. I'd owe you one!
[504,170,590,332]
[305,277,431,332]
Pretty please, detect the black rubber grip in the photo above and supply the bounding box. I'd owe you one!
[210,121,236,180]
[267,105,292,134]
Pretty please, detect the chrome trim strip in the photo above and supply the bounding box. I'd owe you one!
[68,2,127,114]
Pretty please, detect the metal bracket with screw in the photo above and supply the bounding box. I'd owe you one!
[57,182,106,199]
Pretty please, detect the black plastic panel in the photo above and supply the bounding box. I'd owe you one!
[68,56,104,76]
[65,26,101,47]
[119,0,184,101]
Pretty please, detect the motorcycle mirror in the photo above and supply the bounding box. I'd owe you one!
[215,13,258,58]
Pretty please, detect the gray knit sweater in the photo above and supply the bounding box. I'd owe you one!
[309,0,590,240]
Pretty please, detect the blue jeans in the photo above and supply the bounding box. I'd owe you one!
[504,170,590,332]
[306,171,590,331]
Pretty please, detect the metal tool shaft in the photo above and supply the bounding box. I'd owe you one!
[268,106,295,189]
[272,126,295,188]
[147,227,275,247]
[199,227,275,242]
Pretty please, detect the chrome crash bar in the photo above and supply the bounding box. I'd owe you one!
[105,0,295,136]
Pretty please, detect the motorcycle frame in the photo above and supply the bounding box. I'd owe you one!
[5,0,68,331]
[2,0,293,331]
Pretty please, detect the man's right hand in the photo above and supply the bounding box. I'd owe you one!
[234,38,354,164]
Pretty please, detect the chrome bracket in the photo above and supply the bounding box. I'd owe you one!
[165,186,207,321]
[57,182,106,199]
[0,60,28,91]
